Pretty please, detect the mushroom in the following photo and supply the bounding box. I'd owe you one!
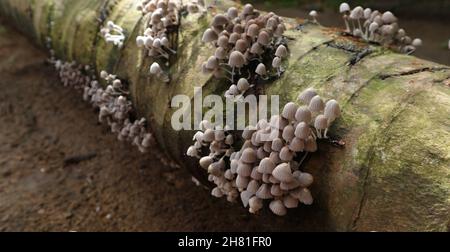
[202,28,218,45]
[298,88,317,104]
[228,51,245,82]
[308,95,325,113]
[149,62,169,82]
[314,114,328,138]
[339,3,351,32]
[255,63,268,80]
[269,199,287,216]
[309,10,318,23]
[275,45,288,59]
[272,56,283,77]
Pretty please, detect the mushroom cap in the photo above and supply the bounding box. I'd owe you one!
[283,195,299,208]
[289,137,304,152]
[324,99,341,122]
[309,10,318,17]
[258,157,276,174]
[351,6,364,19]
[269,199,287,216]
[236,175,250,189]
[243,3,254,15]
[296,172,314,187]
[233,24,245,34]
[369,22,379,32]
[251,166,263,180]
[199,156,213,169]
[237,78,250,92]
[149,62,162,74]
[295,122,310,139]
[363,8,372,19]
[412,38,423,47]
[214,129,226,141]
[281,102,298,121]
[298,188,314,205]
[270,184,283,197]
[249,196,263,213]
[255,63,267,75]
[211,187,224,198]
[241,148,257,163]
[275,45,288,58]
[275,23,286,37]
[217,35,229,48]
[282,125,295,142]
[235,39,248,52]
[271,138,284,152]
[256,184,273,199]
[206,56,219,70]
[240,190,253,207]
[203,128,215,142]
[202,28,218,43]
[250,42,264,55]
[242,126,257,140]
[295,106,312,123]
[339,3,350,13]
[309,95,325,112]
[229,32,241,44]
[272,162,294,182]
[381,11,397,24]
[269,151,281,164]
[314,114,328,130]
[272,56,282,68]
[247,180,260,194]
[298,88,317,104]
[230,159,239,174]
[247,24,260,38]
[215,47,227,60]
[228,51,245,68]
[257,30,270,46]
[279,146,294,162]
[227,7,239,19]
[212,14,229,26]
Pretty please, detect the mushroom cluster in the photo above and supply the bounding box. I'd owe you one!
[51,58,154,154]
[187,88,341,216]
[339,2,422,54]
[200,4,288,97]
[101,21,126,48]
[136,1,205,59]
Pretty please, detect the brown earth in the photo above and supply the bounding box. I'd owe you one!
[0,21,330,232]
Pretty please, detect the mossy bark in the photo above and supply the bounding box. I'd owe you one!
[1,0,449,231]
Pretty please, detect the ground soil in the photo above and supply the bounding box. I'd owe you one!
[0,21,329,232]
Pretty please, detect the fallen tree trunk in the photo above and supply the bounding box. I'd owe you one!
[0,0,449,231]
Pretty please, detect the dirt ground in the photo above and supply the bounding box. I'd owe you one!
[0,21,331,232]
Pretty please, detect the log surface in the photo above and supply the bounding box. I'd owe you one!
[1,0,449,231]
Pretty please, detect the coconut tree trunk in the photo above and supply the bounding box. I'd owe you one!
[0,0,449,231]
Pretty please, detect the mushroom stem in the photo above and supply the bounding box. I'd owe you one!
[315,128,322,139]
[343,17,351,33]
[323,128,329,138]
[298,152,309,167]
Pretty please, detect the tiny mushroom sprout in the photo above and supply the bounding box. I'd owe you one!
[309,10,318,23]
[149,62,169,82]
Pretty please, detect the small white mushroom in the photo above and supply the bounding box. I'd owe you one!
[281,102,298,121]
[272,162,294,182]
[256,183,273,199]
[309,10,318,23]
[308,95,325,112]
[298,88,317,104]
[248,196,263,213]
[269,200,287,216]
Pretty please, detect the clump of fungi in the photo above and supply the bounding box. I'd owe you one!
[187,88,342,216]
[338,2,422,54]
[101,21,126,48]
[51,58,154,154]
[200,3,289,98]
[136,1,206,82]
